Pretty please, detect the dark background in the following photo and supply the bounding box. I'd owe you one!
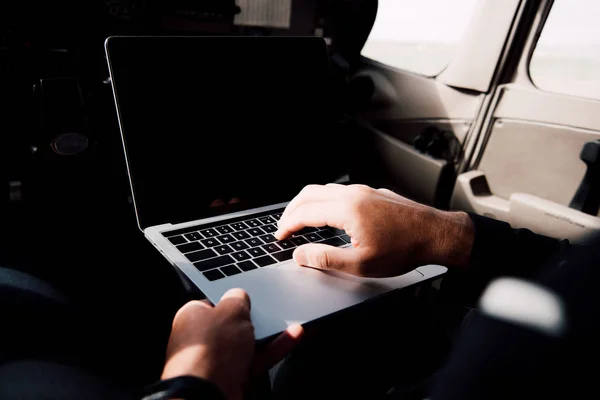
[0,0,374,387]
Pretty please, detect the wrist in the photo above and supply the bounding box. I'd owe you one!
[143,376,225,400]
[161,348,227,398]
[426,210,474,270]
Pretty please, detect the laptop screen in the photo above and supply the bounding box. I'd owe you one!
[106,36,343,229]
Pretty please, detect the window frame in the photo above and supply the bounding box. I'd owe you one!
[526,0,600,101]
[360,0,482,78]
[359,0,523,93]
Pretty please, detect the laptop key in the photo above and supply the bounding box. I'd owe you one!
[186,248,217,263]
[290,236,309,246]
[231,251,251,261]
[248,247,267,257]
[340,234,351,244]
[258,216,276,225]
[262,243,281,253]
[176,241,203,254]
[203,269,225,281]
[215,245,234,255]
[184,232,203,241]
[237,260,258,271]
[331,227,346,235]
[318,237,346,247]
[259,234,277,243]
[316,229,336,239]
[245,219,262,227]
[231,222,249,231]
[272,249,294,262]
[216,226,234,235]
[232,231,251,240]
[276,240,296,249]
[230,241,249,251]
[261,224,278,233]
[200,228,218,238]
[272,213,282,220]
[193,255,235,271]
[304,233,323,242]
[201,238,221,247]
[248,227,265,236]
[254,255,277,267]
[216,234,235,244]
[245,238,264,247]
[168,235,187,245]
[295,227,318,236]
[221,265,242,276]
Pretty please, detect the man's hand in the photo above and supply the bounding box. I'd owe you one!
[161,289,303,400]
[275,184,474,278]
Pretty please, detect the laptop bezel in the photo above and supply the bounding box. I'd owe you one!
[104,35,331,232]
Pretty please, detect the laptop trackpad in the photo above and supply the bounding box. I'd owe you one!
[204,262,427,340]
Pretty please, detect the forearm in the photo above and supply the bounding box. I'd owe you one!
[426,210,475,270]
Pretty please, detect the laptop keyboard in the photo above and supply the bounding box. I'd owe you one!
[162,210,351,282]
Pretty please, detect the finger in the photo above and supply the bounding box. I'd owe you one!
[293,243,360,272]
[172,300,213,327]
[279,184,345,229]
[275,201,348,239]
[198,299,214,308]
[179,299,213,312]
[252,324,304,374]
[377,188,418,206]
[216,288,251,317]
[210,198,226,208]
[377,188,399,199]
[280,185,330,222]
[220,288,250,306]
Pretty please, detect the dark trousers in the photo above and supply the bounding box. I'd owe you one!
[0,266,138,399]
[0,265,460,400]
[272,286,466,400]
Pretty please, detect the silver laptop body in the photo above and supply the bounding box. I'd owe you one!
[105,36,447,340]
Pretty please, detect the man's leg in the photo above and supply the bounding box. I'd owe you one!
[0,266,138,399]
[272,286,455,400]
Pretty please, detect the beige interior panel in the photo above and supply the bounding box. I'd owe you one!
[361,118,471,145]
[355,68,483,121]
[456,1,600,240]
[352,124,447,205]
[478,120,600,207]
[452,171,600,242]
[371,130,446,205]
[495,85,600,132]
[438,0,521,92]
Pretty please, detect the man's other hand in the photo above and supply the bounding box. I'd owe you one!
[161,289,304,400]
[275,184,474,278]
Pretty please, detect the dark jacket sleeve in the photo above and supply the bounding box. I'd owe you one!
[432,231,600,400]
[141,376,225,400]
[441,213,574,306]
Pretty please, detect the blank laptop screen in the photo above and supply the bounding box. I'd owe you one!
[106,36,341,229]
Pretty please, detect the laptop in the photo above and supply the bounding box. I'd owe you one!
[104,36,447,340]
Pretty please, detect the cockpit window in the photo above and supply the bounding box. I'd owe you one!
[361,0,480,76]
[530,0,600,101]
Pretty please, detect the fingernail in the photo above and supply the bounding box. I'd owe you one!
[286,324,304,338]
[292,248,307,266]
[221,288,250,305]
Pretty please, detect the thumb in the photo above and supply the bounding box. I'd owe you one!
[293,244,358,271]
